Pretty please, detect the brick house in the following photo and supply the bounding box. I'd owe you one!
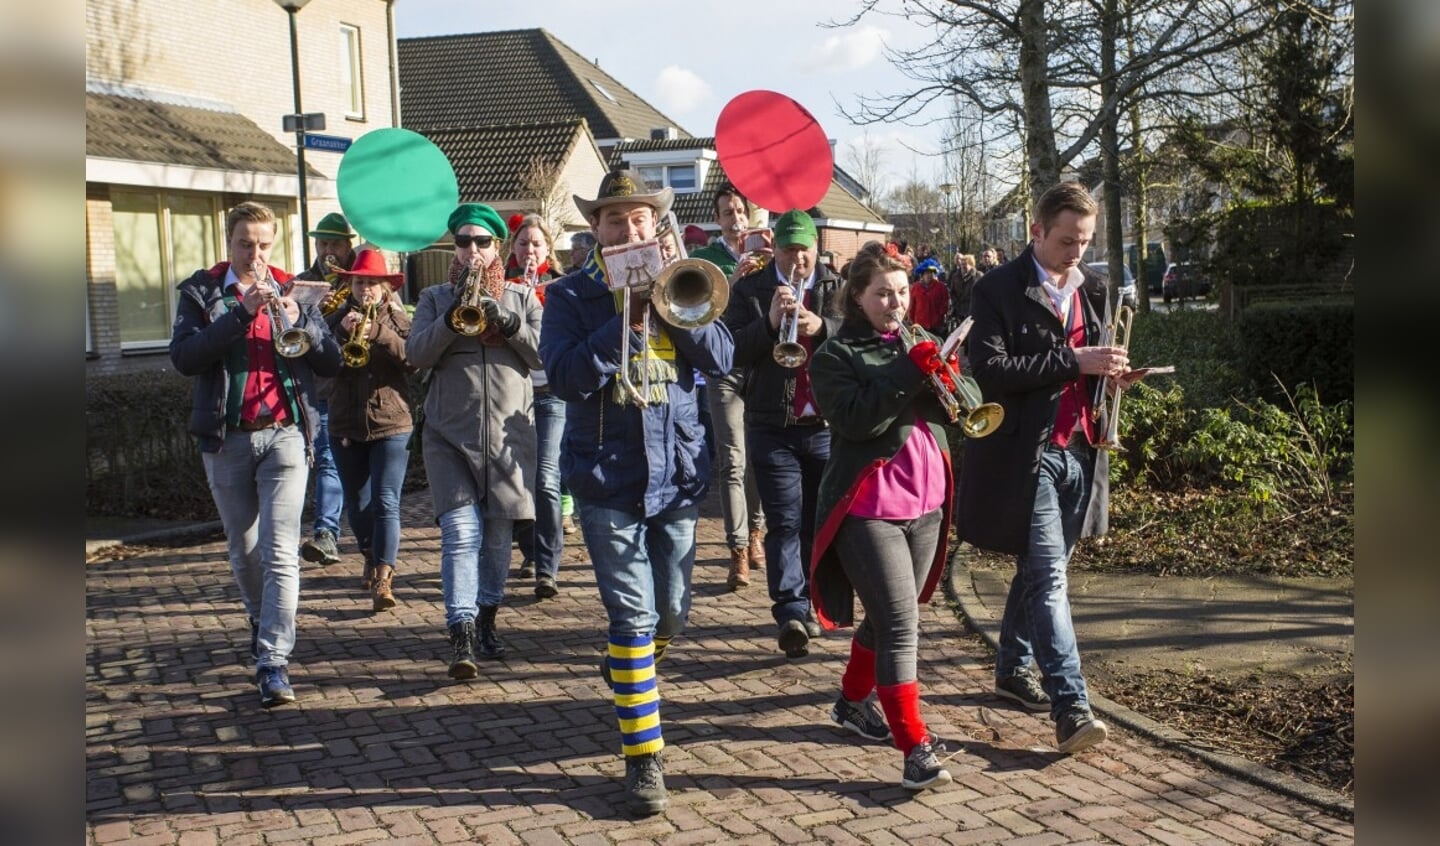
[85,0,399,375]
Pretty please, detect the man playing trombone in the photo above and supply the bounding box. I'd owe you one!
[957,182,1151,755]
[169,201,341,709]
[722,209,842,660]
[539,169,734,817]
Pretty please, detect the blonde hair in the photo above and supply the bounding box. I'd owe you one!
[225,201,277,240]
[510,214,554,260]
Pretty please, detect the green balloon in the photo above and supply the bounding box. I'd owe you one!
[337,128,458,252]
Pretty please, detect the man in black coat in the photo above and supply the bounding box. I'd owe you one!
[956,182,1150,755]
[721,209,841,659]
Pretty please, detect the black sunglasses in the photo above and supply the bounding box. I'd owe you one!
[454,234,495,249]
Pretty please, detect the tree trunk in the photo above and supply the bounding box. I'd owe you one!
[1018,0,1059,201]
[1101,0,1124,313]
[1127,0,1151,313]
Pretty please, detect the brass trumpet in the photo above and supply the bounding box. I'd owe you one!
[894,313,1003,438]
[341,303,376,368]
[320,257,350,316]
[450,259,496,336]
[253,261,311,358]
[1092,304,1134,451]
[772,265,807,368]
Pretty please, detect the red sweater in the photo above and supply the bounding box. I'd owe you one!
[908,279,950,332]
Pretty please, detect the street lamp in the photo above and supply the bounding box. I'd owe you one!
[275,0,317,268]
[938,182,957,256]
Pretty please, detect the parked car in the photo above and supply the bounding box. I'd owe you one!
[1162,262,1211,303]
[1086,261,1137,310]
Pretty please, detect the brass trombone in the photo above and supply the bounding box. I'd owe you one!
[1092,304,1134,451]
[253,261,311,358]
[772,264,807,368]
[615,212,730,407]
[895,312,1004,438]
[341,303,376,368]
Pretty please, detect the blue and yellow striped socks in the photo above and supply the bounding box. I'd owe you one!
[610,634,664,757]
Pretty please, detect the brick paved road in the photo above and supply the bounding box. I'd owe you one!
[86,494,1354,845]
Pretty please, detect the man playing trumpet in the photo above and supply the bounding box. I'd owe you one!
[169,201,341,708]
[722,209,841,660]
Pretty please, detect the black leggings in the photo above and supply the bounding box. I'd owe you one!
[835,509,943,686]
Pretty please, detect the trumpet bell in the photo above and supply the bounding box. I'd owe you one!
[773,341,807,368]
[341,342,370,368]
[450,304,487,336]
[651,259,729,328]
[961,402,1005,438]
[275,328,311,359]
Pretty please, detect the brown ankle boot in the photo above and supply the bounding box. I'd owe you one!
[361,561,375,592]
[748,529,766,570]
[726,547,750,590]
[371,564,396,611]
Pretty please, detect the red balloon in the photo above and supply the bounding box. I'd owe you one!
[715,91,834,213]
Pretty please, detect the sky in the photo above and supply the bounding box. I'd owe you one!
[392,0,953,197]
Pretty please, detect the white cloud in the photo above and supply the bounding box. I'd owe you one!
[795,25,889,73]
[653,65,713,115]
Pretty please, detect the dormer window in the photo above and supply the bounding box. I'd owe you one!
[637,164,697,192]
[589,79,619,103]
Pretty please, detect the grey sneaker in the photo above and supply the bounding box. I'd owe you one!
[624,752,668,816]
[256,665,295,708]
[1056,708,1109,754]
[300,530,341,565]
[995,671,1051,712]
[901,736,953,790]
[830,695,892,742]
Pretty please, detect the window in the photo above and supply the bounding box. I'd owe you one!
[589,79,619,104]
[634,164,699,193]
[340,24,364,119]
[112,190,220,348]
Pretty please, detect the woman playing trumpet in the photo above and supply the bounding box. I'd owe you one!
[807,251,958,791]
[406,203,542,679]
[322,248,413,612]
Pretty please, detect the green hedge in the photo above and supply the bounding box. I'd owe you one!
[86,369,216,520]
[1236,301,1353,404]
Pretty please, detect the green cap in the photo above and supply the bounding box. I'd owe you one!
[773,209,817,249]
[447,203,507,240]
[308,212,354,239]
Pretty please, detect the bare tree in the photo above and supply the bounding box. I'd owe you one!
[519,156,580,240]
[839,131,890,210]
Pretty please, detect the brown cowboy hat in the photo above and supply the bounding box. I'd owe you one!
[573,168,674,221]
[336,247,404,290]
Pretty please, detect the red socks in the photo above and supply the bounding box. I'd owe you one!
[877,681,928,754]
[840,639,877,703]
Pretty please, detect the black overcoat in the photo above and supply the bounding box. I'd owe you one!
[955,244,1111,556]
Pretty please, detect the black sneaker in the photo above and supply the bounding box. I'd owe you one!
[901,736,953,791]
[300,530,341,566]
[995,671,1051,712]
[1056,708,1109,754]
[518,560,536,580]
[624,752,668,816]
[535,574,558,599]
[778,619,810,658]
[257,666,295,708]
[830,695,892,742]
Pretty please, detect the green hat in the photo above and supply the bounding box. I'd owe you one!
[308,212,354,239]
[773,209,817,249]
[447,203,507,240]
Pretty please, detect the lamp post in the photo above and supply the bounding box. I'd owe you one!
[938,182,957,256]
[275,0,315,268]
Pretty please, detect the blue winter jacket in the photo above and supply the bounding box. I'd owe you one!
[540,261,734,517]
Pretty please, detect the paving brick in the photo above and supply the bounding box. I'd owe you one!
[85,496,1354,845]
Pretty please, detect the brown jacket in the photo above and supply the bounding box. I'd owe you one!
[322,299,414,442]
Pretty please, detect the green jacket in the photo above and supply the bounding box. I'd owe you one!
[807,320,954,629]
[687,241,740,278]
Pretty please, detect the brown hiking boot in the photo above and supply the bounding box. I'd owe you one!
[360,561,375,592]
[371,564,395,611]
[726,547,751,590]
[748,529,766,570]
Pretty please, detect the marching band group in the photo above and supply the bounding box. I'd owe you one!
[169,170,1145,816]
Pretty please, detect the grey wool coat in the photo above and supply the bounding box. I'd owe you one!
[406,280,543,521]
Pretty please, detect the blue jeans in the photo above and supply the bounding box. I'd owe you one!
[747,423,831,626]
[996,441,1095,718]
[574,498,697,641]
[516,389,565,580]
[332,432,412,567]
[439,504,514,625]
[202,425,309,668]
[310,402,343,536]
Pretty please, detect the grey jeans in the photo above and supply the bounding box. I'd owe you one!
[706,369,764,548]
[202,425,309,668]
[834,508,944,686]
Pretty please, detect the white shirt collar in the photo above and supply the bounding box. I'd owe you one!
[776,262,814,291]
[1032,255,1084,315]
